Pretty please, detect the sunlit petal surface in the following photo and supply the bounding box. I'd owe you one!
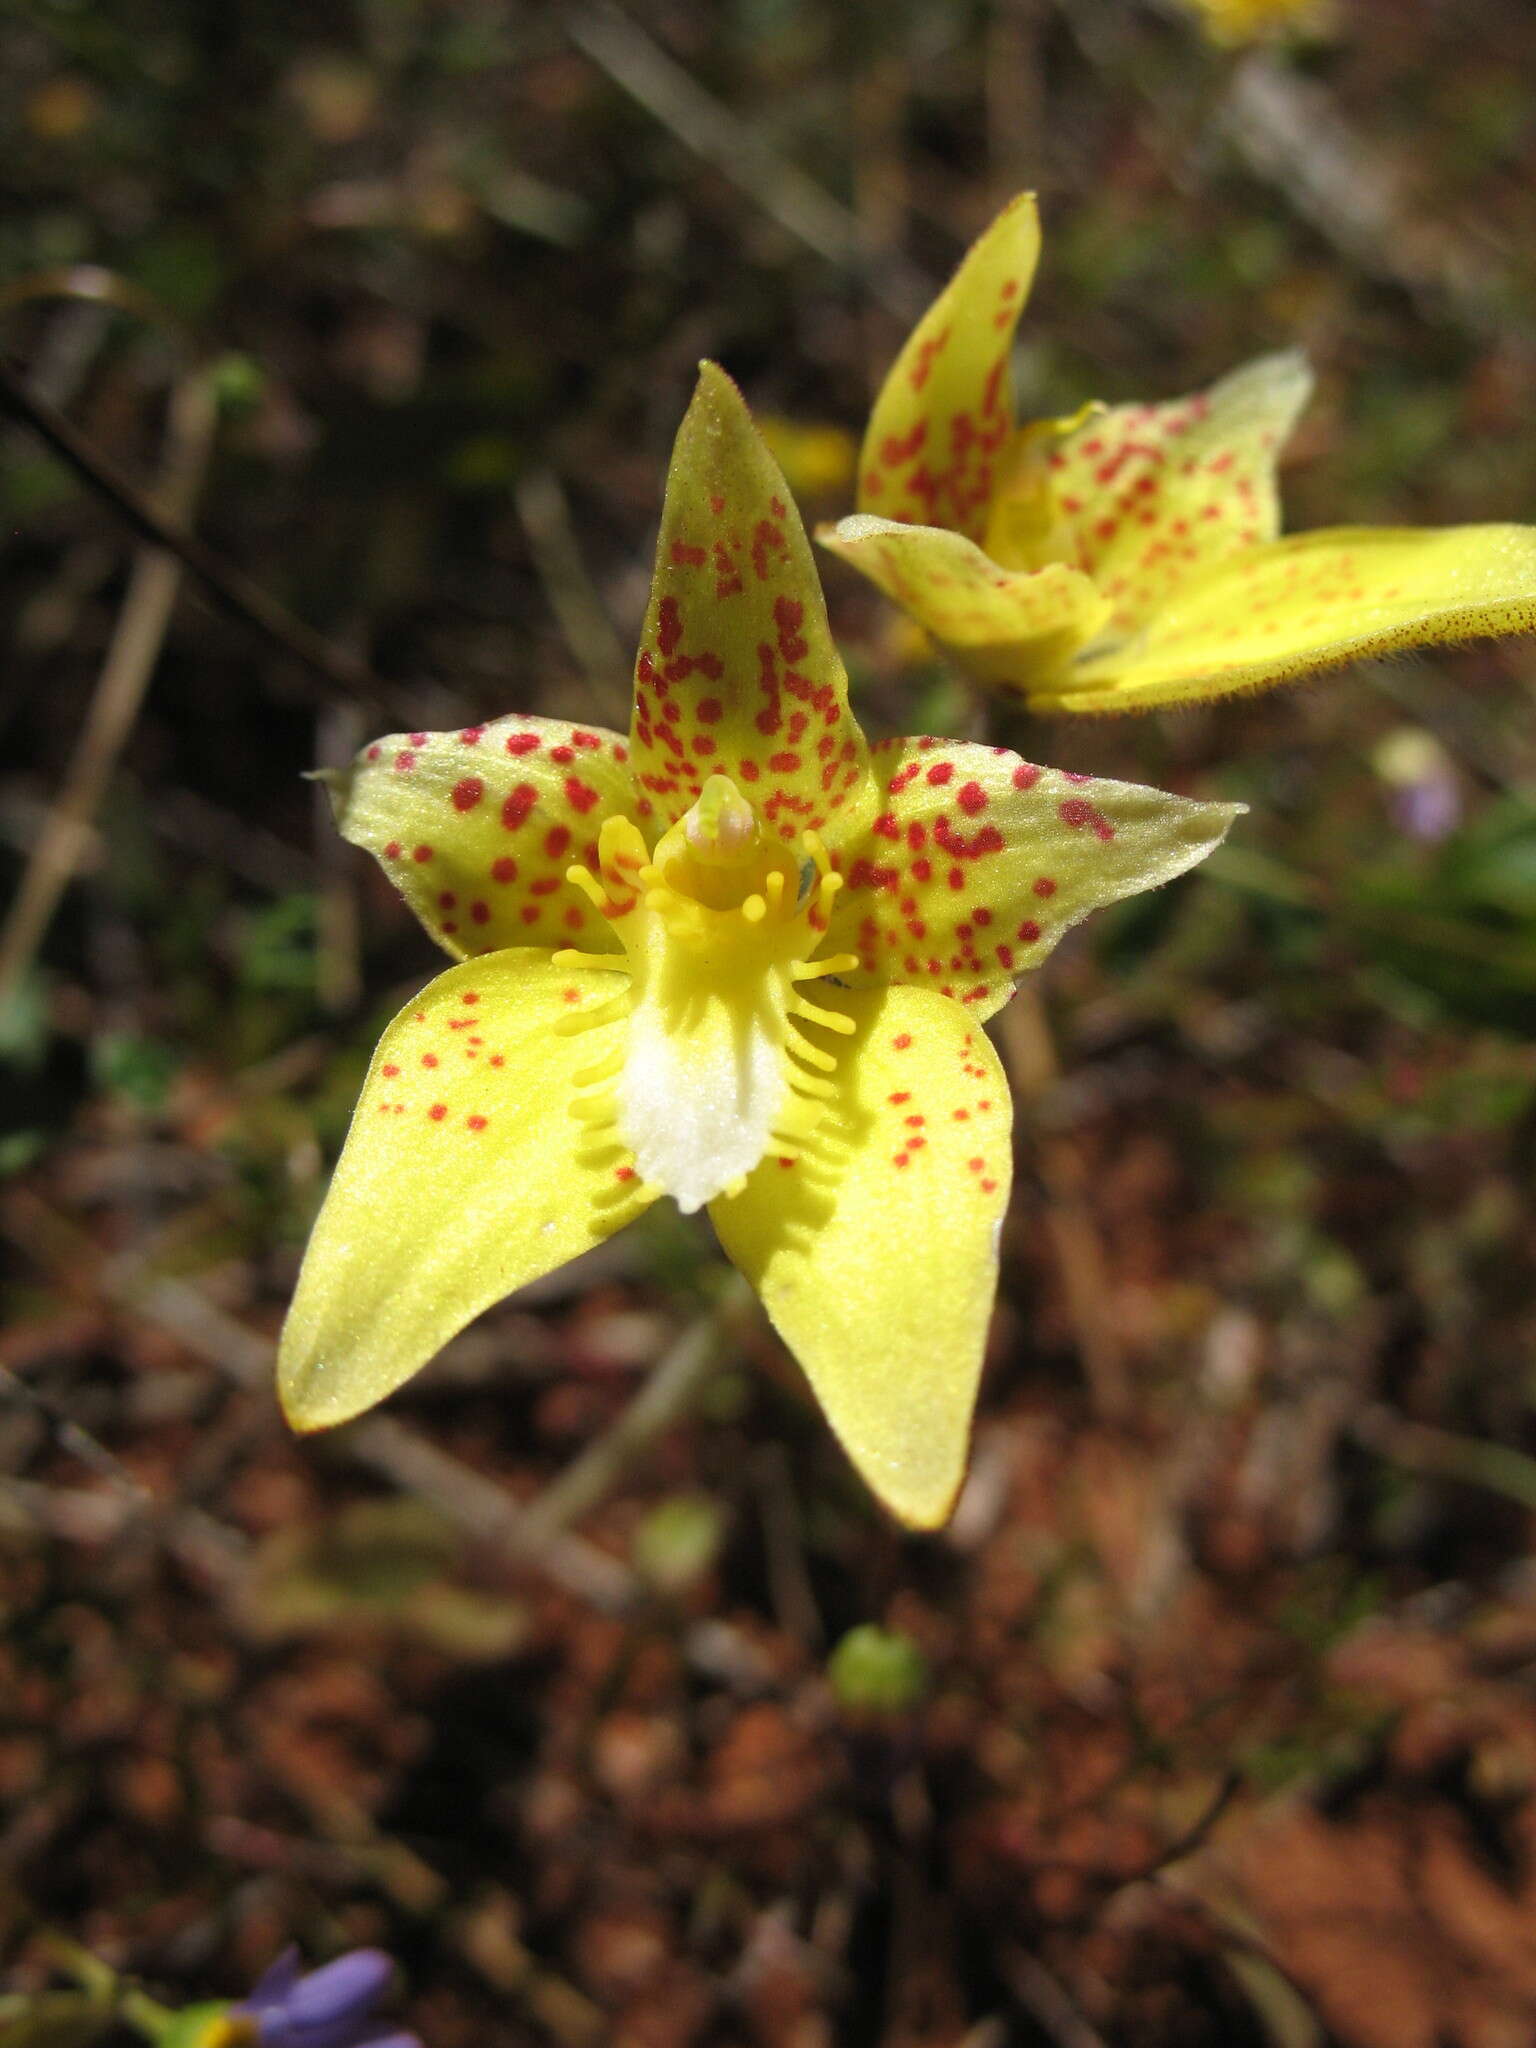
[279,953,649,1430]
[711,984,1011,1529]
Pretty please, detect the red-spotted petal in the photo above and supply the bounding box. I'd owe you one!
[1029,351,1312,636]
[856,193,1040,543]
[630,363,875,849]
[329,714,635,959]
[710,984,1011,1529]
[279,952,652,1430]
[825,739,1242,1020]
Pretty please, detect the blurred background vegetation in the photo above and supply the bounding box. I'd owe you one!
[4,1,1536,2043]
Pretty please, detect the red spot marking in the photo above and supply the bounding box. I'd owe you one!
[395,750,417,772]
[490,1054,505,1067]
[383,840,401,860]
[549,745,574,764]
[561,986,581,1004]
[953,1108,970,1121]
[926,762,954,786]
[438,891,457,909]
[1013,763,1041,795]
[980,1180,997,1193]
[1033,876,1057,897]
[892,1033,912,1050]
[908,1136,926,1151]
[1058,798,1115,841]
[888,1091,911,1104]
[615,1165,636,1182]
[412,844,433,863]
[564,777,599,814]
[466,1113,488,1131]
[893,1153,910,1168]
[751,519,787,582]
[740,759,760,781]
[904,1114,926,1128]
[997,944,1015,968]
[429,1103,448,1120]
[367,744,381,761]
[1017,920,1040,943]
[657,595,684,657]
[958,781,988,816]
[502,784,537,830]
[460,725,484,744]
[382,1064,400,1077]
[768,751,801,773]
[773,595,808,663]
[948,867,965,890]
[491,857,518,883]
[968,1157,985,1172]
[670,539,706,566]
[452,776,485,812]
[507,731,542,754]
[697,697,722,724]
[471,901,490,924]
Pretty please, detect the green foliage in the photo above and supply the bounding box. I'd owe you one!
[826,1624,928,1714]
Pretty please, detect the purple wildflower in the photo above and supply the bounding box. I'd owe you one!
[234,1949,421,2048]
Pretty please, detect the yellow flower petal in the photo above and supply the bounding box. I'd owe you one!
[819,512,1106,694]
[710,985,1010,1529]
[825,741,1242,1019]
[631,363,874,848]
[325,713,634,958]
[279,952,650,1430]
[1022,351,1313,635]
[856,193,1040,542]
[1040,523,1536,712]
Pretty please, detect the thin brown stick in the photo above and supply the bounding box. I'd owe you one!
[0,1185,745,1618]
[0,353,384,702]
[509,1273,750,1547]
[565,0,926,318]
[0,367,217,1008]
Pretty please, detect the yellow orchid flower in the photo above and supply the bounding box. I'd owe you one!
[1182,0,1330,44]
[278,365,1240,1528]
[821,194,1536,714]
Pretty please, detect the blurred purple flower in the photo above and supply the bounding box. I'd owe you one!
[234,1949,421,2048]
[1374,727,1463,845]
[1391,773,1462,845]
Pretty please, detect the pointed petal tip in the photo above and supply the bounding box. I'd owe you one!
[881,1470,963,1534]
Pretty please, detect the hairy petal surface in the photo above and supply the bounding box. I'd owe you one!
[827,740,1242,1020]
[279,955,649,1430]
[710,986,1010,1529]
[327,714,634,958]
[1022,351,1313,635]
[630,363,873,848]
[1043,524,1536,712]
[856,193,1040,541]
[819,513,1106,694]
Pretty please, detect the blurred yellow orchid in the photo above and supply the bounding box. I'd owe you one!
[279,366,1239,1527]
[1183,0,1329,43]
[821,194,1536,713]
